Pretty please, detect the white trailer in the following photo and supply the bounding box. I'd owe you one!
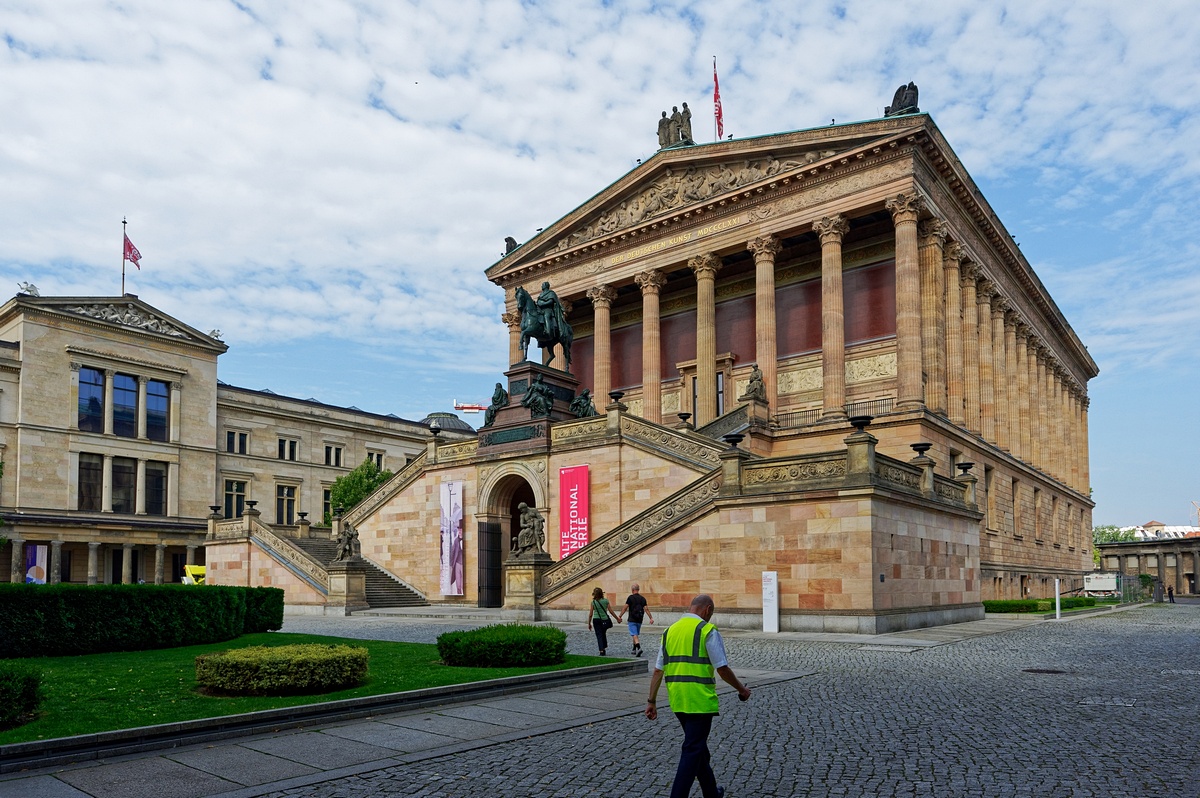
[1084,572,1119,597]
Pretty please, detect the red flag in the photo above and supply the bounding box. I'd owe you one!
[123,234,142,270]
[713,57,724,140]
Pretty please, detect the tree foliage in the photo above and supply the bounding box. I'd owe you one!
[326,458,393,524]
[1092,525,1137,544]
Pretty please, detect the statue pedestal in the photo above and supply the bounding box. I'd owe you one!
[327,558,370,616]
[503,552,554,620]
[478,362,580,455]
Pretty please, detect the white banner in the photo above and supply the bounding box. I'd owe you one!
[440,481,464,595]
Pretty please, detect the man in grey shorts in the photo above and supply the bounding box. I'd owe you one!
[617,583,654,656]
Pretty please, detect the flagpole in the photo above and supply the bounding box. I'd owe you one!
[713,57,718,142]
[121,217,127,295]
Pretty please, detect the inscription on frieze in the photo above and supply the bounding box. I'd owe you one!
[480,424,546,447]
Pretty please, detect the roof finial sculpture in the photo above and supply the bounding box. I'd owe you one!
[884,82,919,117]
[656,102,696,149]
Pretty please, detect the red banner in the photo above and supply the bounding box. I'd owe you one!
[559,465,590,558]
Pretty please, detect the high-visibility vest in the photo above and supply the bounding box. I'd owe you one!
[663,616,719,714]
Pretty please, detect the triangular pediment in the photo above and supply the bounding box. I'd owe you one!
[488,115,929,280]
[9,295,228,353]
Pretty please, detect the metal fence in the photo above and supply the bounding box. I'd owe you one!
[774,397,896,430]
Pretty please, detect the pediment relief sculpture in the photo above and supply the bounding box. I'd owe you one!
[65,303,189,338]
[548,150,841,255]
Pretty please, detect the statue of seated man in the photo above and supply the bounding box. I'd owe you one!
[521,374,555,417]
[569,389,598,418]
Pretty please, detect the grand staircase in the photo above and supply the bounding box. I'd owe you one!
[290,536,427,609]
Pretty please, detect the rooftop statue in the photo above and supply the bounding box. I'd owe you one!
[514,282,574,371]
[884,82,919,117]
[656,102,696,149]
[657,111,671,148]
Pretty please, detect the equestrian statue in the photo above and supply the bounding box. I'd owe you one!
[514,281,573,372]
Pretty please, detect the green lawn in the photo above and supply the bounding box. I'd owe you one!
[0,633,605,745]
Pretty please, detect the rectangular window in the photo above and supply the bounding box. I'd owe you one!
[145,461,168,516]
[224,480,246,519]
[79,452,103,511]
[278,438,298,461]
[1033,488,1043,539]
[111,456,137,513]
[226,431,248,454]
[323,488,332,522]
[983,466,995,530]
[367,452,385,470]
[324,445,343,467]
[1012,478,1023,537]
[112,374,138,438]
[78,367,106,432]
[145,380,169,441]
[276,484,297,525]
[716,372,725,416]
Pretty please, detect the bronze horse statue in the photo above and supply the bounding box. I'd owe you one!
[514,285,573,372]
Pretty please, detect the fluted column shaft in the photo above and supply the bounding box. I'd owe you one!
[749,236,782,410]
[886,193,925,409]
[1015,326,1032,461]
[1004,314,1021,459]
[502,311,522,366]
[991,298,1009,451]
[690,253,723,425]
[977,283,996,442]
[961,265,981,433]
[135,458,147,515]
[1081,397,1090,491]
[635,272,666,423]
[814,216,849,419]
[586,285,616,405]
[919,219,949,415]
[1036,350,1050,473]
[943,243,965,425]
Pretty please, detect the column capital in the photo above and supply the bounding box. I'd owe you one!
[1004,308,1021,329]
[991,294,1009,315]
[812,214,849,244]
[501,311,521,330]
[976,281,996,303]
[943,240,964,265]
[633,270,666,295]
[748,234,783,260]
[960,261,980,282]
[560,298,574,317]
[918,218,950,247]
[170,381,183,391]
[1014,321,1029,341]
[104,368,116,377]
[69,362,82,372]
[586,284,618,307]
[688,252,723,280]
[885,191,925,224]
[137,375,149,385]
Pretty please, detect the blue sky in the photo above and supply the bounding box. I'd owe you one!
[1,1,1198,526]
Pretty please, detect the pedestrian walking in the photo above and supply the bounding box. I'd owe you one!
[587,586,621,655]
[617,582,654,656]
[645,594,751,798]
[1168,585,1175,603]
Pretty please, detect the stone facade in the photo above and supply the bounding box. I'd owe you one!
[1097,538,1200,597]
[0,294,442,586]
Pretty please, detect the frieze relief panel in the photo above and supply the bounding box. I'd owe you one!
[779,366,822,395]
[437,441,479,462]
[551,418,607,444]
[878,463,921,492]
[743,456,847,487]
[662,391,681,414]
[65,303,190,338]
[846,353,896,384]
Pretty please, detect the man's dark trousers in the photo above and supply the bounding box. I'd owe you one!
[671,712,720,798]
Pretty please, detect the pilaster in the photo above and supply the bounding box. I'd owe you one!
[976,281,996,443]
[990,295,1009,451]
[1015,324,1032,461]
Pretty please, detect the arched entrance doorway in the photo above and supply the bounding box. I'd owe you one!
[476,472,539,608]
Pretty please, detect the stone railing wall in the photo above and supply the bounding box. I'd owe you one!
[211,511,330,593]
[344,451,428,526]
[539,470,723,602]
[741,452,848,493]
[617,414,725,471]
[436,439,479,463]
[695,404,749,440]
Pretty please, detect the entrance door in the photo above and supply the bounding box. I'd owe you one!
[477,521,502,608]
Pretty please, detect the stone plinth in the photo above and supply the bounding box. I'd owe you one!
[327,558,370,616]
[504,552,554,620]
[478,362,580,455]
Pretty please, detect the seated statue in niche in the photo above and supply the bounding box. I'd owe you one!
[514,502,547,556]
[569,389,598,418]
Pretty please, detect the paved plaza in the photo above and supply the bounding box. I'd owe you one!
[3,603,1197,798]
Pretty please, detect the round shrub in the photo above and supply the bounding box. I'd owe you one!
[0,662,43,729]
[437,624,567,667]
[195,644,368,696]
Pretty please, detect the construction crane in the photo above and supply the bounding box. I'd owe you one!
[1192,501,1200,528]
[453,400,487,414]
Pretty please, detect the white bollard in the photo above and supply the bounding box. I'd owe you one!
[762,571,779,633]
[1055,578,1061,620]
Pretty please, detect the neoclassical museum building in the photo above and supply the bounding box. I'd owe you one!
[206,107,1098,632]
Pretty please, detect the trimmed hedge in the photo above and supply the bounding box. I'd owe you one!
[437,624,567,667]
[984,596,1098,613]
[195,644,368,695]
[0,662,42,729]
[0,584,284,658]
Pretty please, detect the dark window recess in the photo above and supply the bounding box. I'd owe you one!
[78,368,105,432]
[112,374,138,437]
[78,453,103,511]
[146,380,169,441]
[111,456,137,513]
[145,461,168,516]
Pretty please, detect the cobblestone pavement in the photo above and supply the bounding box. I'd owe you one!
[271,604,1200,798]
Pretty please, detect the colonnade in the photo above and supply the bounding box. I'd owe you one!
[7,538,198,584]
[501,190,1089,497]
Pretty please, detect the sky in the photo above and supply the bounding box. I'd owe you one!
[2,1,1198,527]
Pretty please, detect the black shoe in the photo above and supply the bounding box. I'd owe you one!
[599,649,606,655]
[715,786,725,798]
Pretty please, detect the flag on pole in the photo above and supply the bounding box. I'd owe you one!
[123,234,142,270]
[713,57,724,140]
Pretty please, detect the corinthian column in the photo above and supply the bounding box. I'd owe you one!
[1036,346,1050,471]
[1015,323,1032,461]
[886,192,925,410]
[749,235,782,409]
[586,284,617,404]
[1004,311,1021,458]
[1028,337,1043,468]
[960,263,981,434]
[977,281,996,442]
[814,215,850,419]
[502,311,522,366]
[991,295,1009,451]
[919,219,949,415]
[635,271,667,423]
[1081,396,1091,491]
[690,253,723,425]
[943,242,965,425]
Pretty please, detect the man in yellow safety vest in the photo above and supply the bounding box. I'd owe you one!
[645,594,751,798]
